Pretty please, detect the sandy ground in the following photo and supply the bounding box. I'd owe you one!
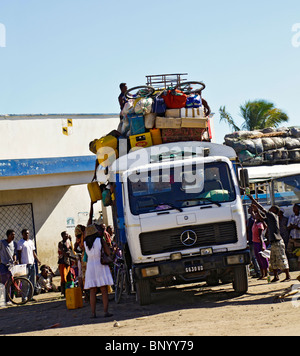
[1,272,300,337]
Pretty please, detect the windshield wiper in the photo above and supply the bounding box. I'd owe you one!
[157,203,183,213]
[146,203,183,213]
[176,197,221,207]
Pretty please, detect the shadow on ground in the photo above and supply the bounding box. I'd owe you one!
[0,277,290,335]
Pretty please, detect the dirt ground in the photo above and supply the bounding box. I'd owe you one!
[1,272,300,337]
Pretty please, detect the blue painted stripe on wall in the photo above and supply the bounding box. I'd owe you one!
[0,156,96,177]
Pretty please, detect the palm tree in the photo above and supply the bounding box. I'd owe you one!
[219,100,289,132]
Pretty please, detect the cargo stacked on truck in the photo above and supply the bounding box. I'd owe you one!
[89,74,250,305]
[224,127,300,216]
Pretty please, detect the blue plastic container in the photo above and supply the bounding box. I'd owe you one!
[128,114,145,135]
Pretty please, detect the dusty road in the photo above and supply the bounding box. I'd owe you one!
[1,272,300,337]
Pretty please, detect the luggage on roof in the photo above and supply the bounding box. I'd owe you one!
[88,74,212,171]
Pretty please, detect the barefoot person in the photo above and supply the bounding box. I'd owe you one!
[248,195,291,282]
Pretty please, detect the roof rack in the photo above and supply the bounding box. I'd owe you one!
[146,73,188,89]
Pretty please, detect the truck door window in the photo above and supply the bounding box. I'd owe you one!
[273,174,300,206]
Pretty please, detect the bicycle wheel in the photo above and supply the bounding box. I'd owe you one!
[114,268,125,304]
[175,81,206,94]
[125,86,155,99]
[6,277,34,305]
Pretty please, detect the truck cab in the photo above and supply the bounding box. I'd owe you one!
[108,141,250,305]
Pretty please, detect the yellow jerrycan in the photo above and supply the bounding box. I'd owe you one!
[87,181,102,203]
[65,287,83,310]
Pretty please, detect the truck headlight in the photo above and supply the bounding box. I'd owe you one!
[227,255,245,265]
[141,266,160,278]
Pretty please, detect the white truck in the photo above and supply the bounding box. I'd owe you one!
[243,163,300,216]
[104,140,250,305]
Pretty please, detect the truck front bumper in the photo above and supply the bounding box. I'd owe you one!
[134,249,250,281]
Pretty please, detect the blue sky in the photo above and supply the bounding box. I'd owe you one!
[0,0,300,143]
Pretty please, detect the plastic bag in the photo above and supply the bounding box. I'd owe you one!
[291,127,300,138]
[233,139,256,154]
[185,94,202,108]
[152,96,166,115]
[252,138,264,154]
[120,116,130,135]
[264,150,275,162]
[238,150,255,162]
[262,137,276,150]
[285,137,300,150]
[102,189,112,207]
[272,137,285,148]
[162,90,187,109]
[134,98,153,115]
[121,100,135,116]
[289,149,300,162]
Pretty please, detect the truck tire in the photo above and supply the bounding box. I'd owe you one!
[136,280,151,306]
[233,266,248,294]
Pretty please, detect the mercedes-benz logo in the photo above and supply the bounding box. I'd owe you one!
[180,230,197,247]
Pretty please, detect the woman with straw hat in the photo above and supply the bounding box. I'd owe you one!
[84,224,113,318]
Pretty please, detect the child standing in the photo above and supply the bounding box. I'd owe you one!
[252,212,269,279]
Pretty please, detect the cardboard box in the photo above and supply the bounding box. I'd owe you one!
[165,107,205,119]
[155,117,182,129]
[181,107,205,118]
[181,118,208,129]
[165,109,181,118]
[161,128,205,143]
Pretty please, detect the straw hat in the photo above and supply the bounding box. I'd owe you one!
[85,224,99,237]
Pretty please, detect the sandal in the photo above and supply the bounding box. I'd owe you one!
[104,312,113,318]
[271,278,280,283]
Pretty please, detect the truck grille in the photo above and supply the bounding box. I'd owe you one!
[140,221,238,256]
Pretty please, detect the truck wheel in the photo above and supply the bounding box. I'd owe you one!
[136,280,151,306]
[233,266,248,294]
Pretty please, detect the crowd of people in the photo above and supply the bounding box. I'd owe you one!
[247,196,300,283]
[0,202,117,317]
[1,194,300,314]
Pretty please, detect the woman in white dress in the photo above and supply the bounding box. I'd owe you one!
[84,224,113,318]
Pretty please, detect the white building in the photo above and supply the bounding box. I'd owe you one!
[0,114,120,270]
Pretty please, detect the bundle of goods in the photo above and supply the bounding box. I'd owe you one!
[88,78,215,210]
[224,127,300,166]
[120,87,211,147]
[87,76,212,207]
[89,81,212,170]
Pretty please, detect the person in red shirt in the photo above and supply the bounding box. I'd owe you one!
[252,212,269,280]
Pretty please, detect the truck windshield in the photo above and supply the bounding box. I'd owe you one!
[128,162,236,215]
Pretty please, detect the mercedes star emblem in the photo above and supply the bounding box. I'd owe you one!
[180,230,197,247]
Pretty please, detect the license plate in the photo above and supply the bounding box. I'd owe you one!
[185,261,204,273]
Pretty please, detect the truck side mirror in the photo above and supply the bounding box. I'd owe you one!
[239,169,249,189]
